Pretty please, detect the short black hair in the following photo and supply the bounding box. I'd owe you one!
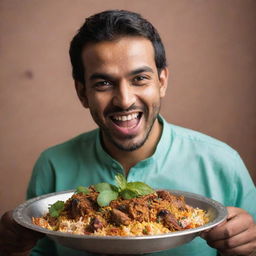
[69,10,167,84]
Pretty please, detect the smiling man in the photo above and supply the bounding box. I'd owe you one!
[76,36,167,172]
[0,10,256,256]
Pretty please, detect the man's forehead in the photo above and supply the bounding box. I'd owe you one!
[81,36,156,75]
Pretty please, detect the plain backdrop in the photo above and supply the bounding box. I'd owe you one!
[0,0,255,215]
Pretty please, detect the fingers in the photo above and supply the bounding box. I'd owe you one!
[203,208,252,241]
[201,207,256,256]
[218,243,256,256]
[209,224,256,255]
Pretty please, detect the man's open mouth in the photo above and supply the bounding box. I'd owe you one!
[110,112,143,129]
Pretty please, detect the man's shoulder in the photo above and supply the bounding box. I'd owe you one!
[166,122,238,156]
[42,129,99,157]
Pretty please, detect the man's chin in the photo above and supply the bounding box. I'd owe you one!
[111,137,146,152]
[113,143,143,152]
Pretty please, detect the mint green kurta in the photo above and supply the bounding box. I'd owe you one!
[27,116,256,256]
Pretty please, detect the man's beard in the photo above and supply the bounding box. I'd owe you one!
[90,103,161,152]
[101,115,156,152]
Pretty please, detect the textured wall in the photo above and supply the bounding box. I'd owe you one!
[0,0,255,215]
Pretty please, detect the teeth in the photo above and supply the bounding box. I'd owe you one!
[112,113,139,121]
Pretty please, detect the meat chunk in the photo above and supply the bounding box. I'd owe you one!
[111,209,131,226]
[73,198,92,218]
[110,199,130,211]
[157,209,170,217]
[89,217,105,232]
[110,193,157,223]
[128,202,150,222]
[157,190,186,210]
[128,194,158,222]
[162,212,182,231]
[65,194,97,219]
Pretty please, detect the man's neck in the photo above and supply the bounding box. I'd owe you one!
[103,119,163,175]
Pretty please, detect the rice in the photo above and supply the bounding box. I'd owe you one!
[32,188,209,236]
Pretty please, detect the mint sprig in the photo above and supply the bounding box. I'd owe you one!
[48,200,65,217]
[94,174,155,207]
[97,190,119,207]
[126,182,155,196]
[94,182,118,193]
[75,186,89,194]
[115,173,127,191]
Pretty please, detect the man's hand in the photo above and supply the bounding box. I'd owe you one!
[201,207,256,256]
[0,210,44,255]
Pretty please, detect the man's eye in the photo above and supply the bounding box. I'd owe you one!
[133,75,151,85]
[98,81,111,86]
[94,81,112,90]
[134,75,147,82]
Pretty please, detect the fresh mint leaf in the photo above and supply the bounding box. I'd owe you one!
[97,190,118,207]
[94,182,118,193]
[115,173,127,191]
[75,186,89,194]
[126,182,155,196]
[48,200,65,217]
[120,189,138,199]
[94,176,155,206]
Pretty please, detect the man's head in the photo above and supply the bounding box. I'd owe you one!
[69,10,168,154]
[69,9,167,84]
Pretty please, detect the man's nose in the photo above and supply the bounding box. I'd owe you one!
[112,81,136,109]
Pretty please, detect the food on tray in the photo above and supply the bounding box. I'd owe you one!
[32,174,209,236]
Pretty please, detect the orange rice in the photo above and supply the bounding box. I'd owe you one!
[32,189,209,236]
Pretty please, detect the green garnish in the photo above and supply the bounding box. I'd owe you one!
[49,176,155,216]
[115,173,127,191]
[126,182,155,196]
[120,189,138,200]
[97,190,119,207]
[75,186,89,194]
[94,182,118,193]
[93,174,155,207]
[48,200,65,217]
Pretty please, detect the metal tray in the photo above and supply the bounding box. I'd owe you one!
[13,190,227,254]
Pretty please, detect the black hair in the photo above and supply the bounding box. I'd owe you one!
[69,10,167,84]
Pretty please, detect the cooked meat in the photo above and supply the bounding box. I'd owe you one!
[89,217,105,232]
[162,212,182,231]
[157,209,170,217]
[128,202,150,222]
[33,186,209,236]
[117,204,128,212]
[110,193,157,210]
[66,193,97,219]
[111,209,131,226]
[157,190,186,210]
[138,193,158,202]
[110,194,157,222]
[110,199,130,211]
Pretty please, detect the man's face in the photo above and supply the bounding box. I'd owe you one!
[77,36,168,152]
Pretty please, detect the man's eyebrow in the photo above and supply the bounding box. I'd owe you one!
[128,66,154,76]
[89,73,113,81]
[89,66,154,81]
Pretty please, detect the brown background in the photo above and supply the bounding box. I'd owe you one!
[0,0,255,215]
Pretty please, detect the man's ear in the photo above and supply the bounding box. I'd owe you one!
[75,80,89,108]
[159,67,169,98]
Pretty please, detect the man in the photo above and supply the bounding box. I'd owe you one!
[0,10,255,256]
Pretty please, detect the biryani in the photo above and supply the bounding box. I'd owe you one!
[32,175,209,236]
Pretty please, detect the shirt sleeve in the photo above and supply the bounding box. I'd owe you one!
[232,152,256,221]
[27,152,57,255]
[26,152,56,199]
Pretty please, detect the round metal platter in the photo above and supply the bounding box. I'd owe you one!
[13,190,227,255]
